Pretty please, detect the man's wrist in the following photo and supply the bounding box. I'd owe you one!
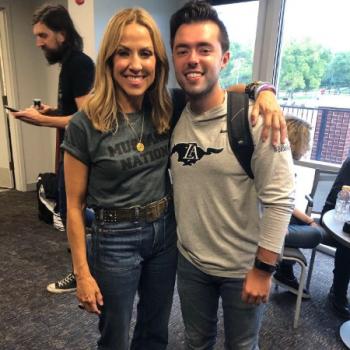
[245,81,276,100]
[254,257,277,274]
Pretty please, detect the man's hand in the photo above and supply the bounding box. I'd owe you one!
[12,108,46,126]
[36,103,53,114]
[241,268,272,305]
[251,90,287,146]
[76,274,103,315]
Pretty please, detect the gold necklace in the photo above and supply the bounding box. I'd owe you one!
[126,113,145,152]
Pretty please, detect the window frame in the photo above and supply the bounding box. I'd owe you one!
[213,0,285,83]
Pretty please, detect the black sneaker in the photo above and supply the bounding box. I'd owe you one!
[328,287,350,319]
[273,272,310,299]
[47,272,76,294]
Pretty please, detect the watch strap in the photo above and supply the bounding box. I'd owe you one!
[245,81,276,100]
[254,257,276,274]
[245,81,261,100]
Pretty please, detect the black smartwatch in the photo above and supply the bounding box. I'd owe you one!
[245,81,260,100]
[254,257,276,274]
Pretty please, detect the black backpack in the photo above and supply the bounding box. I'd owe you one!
[36,172,59,224]
[171,89,254,179]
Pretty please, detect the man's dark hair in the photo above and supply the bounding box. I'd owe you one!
[33,4,83,51]
[170,0,229,52]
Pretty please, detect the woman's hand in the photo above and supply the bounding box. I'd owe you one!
[76,274,104,315]
[251,91,287,146]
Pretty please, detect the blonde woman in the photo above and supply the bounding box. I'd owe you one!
[62,7,284,350]
[286,115,312,161]
[63,9,175,350]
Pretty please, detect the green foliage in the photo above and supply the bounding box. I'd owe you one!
[322,52,350,89]
[279,39,332,94]
[220,38,350,94]
[220,42,253,88]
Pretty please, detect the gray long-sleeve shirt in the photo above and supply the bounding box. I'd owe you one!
[170,93,295,278]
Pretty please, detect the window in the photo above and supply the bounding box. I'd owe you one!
[214,1,259,88]
[276,0,350,165]
[215,0,350,166]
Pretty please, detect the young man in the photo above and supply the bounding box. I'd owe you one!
[169,1,295,349]
[12,4,95,293]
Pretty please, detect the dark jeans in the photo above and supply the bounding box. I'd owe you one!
[321,228,350,301]
[279,216,323,273]
[177,253,263,350]
[285,215,324,249]
[90,205,177,350]
[333,245,350,300]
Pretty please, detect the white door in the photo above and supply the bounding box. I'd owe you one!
[0,93,14,188]
[0,9,14,188]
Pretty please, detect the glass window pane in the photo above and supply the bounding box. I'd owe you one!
[215,1,259,88]
[277,0,350,165]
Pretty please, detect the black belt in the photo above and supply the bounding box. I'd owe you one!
[95,195,172,223]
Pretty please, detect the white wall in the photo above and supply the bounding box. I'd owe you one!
[68,0,95,60]
[0,8,15,188]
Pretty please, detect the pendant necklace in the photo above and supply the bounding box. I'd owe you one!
[126,113,145,152]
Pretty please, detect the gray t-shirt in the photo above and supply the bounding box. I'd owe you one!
[62,110,170,208]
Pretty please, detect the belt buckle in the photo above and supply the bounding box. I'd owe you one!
[145,200,164,223]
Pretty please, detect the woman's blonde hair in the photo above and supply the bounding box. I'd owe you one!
[83,8,172,134]
[286,115,312,160]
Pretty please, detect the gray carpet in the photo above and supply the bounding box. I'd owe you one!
[0,190,348,350]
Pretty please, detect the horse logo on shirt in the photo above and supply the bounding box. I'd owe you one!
[171,143,223,166]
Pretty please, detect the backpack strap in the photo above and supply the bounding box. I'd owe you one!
[227,91,254,179]
[170,88,187,133]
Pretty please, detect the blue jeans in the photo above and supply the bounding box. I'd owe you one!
[285,215,323,249]
[90,205,177,350]
[279,216,324,273]
[177,253,263,350]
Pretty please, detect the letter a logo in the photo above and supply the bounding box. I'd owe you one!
[183,143,199,161]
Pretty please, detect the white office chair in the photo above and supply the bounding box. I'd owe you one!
[277,247,309,328]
